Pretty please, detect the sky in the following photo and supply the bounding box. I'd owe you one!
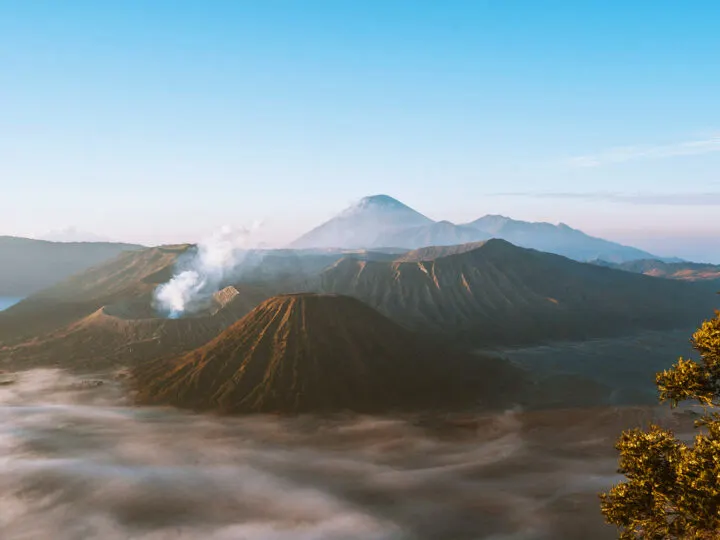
[1,1,719,260]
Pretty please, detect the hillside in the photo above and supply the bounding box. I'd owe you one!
[0,245,193,345]
[133,293,527,414]
[0,236,144,296]
[289,194,432,249]
[394,241,488,262]
[307,239,718,346]
[591,258,720,282]
[375,221,489,249]
[463,216,661,263]
[0,286,272,371]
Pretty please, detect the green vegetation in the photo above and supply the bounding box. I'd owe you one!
[600,310,720,538]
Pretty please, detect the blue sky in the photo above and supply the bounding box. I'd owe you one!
[1,1,719,260]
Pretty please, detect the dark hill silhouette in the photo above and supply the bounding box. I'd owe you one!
[133,293,526,414]
[0,236,144,296]
[307,239,718,346]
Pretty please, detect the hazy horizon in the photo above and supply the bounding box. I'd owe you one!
[2,1,720,261]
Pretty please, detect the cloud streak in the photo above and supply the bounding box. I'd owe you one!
[566,135,720,168]
[489,192,720,206]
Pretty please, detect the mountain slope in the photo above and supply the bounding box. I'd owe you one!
[307,239,717,346]
[374,220,489,249]
[0,286,271,371]
[464,215,661,263]
[0,245,193,345]
[133,293,527,414]
[0,236,144,296]
[394,241,488,262]
[289,195,432,249]
[591,259,720,282]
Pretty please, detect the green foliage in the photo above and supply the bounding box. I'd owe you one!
[600,310,720,538]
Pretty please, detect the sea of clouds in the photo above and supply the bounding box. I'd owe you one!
[0,369,689,540]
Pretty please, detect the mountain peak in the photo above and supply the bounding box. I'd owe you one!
[361,194,401,203]
[290,195,432,249]
[348,194,414,212]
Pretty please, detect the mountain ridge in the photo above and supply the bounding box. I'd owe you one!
[305,239,717,346]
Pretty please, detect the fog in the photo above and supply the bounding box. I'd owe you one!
[0,369,694,540]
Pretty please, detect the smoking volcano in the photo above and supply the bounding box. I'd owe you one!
[154,224,263,318]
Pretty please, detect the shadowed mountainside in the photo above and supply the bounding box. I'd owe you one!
[0,236,144,296]
[306,239,717,346]
[591,258,720,282]
[134,293,528,414]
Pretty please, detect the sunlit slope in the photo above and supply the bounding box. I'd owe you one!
[134,293,526,414]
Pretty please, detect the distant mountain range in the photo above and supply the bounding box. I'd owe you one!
[0,236,144,297]
[40,227,116,243]
[290,194,672,263]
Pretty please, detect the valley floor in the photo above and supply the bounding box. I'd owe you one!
[478,327,696,406]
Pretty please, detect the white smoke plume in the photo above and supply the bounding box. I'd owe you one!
[154,223,262,318]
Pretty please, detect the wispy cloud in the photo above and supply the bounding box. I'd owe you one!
[489,191,720,206]
[566,135,720,168]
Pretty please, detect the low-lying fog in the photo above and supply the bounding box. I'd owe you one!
[1,369,694,540]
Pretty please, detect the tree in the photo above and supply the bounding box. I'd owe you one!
[600,311,720,538]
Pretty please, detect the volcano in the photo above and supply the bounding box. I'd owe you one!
[133,293,525,414]
[289,195,432,249]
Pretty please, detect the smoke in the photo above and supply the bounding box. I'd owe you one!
[154,223,263,317]
[0,368,697,540]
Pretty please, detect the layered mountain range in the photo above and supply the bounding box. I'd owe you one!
[290,194,669,263]
[2,197,717,414]
[0,194,682,299]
